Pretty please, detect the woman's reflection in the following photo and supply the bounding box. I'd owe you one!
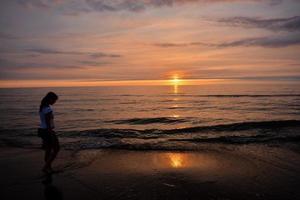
[42,174,63,200]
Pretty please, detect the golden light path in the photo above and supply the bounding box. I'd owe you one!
[169,75,182,94]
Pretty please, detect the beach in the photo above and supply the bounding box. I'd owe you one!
[1,0,300,199]
[1,143,300,200]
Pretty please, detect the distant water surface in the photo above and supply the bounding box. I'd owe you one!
[1,83,300,150]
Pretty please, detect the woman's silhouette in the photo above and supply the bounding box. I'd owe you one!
[38,92,59,174]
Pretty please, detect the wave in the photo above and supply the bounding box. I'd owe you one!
[164,120,300,134]
[62,136,300,151]
[2,120,299,138]
[1,120,299,151]
[166,106,188,110]
[106,117,189,125]
[66,120,300,139]
[169,135,300,144]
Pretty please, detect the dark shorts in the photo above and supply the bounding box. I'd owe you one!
[38,128,59,149]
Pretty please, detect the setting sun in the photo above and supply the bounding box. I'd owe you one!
[170,75,182,85]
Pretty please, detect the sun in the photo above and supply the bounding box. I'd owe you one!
[170,75,182,85]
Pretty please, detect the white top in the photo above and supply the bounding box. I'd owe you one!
[39,106,55,129]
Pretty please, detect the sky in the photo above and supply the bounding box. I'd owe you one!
[0,0,300,87]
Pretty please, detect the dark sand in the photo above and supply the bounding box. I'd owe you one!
[1,144,300,200]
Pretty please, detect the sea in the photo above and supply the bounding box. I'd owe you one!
[1,82,300,150]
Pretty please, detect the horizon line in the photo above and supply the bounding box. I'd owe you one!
[0,78,299,88]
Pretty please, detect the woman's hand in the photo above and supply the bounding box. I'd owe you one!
[47,129,56,135]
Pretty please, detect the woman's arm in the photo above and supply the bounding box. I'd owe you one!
[45,112,54,133]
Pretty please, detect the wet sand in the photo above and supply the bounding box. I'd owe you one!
[1,144,300,200]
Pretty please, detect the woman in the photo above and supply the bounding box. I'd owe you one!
[38,92,59,174]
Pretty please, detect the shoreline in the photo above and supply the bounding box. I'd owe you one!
[1,144,300,200]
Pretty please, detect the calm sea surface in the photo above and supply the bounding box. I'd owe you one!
[1,83,300,150]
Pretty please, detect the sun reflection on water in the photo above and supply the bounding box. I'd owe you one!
[173,84,179,94]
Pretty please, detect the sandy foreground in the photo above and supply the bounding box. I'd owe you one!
[1,144,300,200]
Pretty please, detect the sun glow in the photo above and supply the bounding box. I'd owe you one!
[169,75,182,94]
[170,75,182,85]
[0,78,260,88]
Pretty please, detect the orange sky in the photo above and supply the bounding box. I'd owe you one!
[0,0,300,87]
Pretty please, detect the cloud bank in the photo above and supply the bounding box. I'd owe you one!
[27,47,121,58]
[15,0,284,13]
[218,16,300,32]
[217,34,300,48]
[155,34,300,48]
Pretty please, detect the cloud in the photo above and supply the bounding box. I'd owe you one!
[234,75,300,81]
[0,47,121,72]
[0,58,83,69]
[26,47,121,58]
[154,34,300,48]
[0,58,13,68]
[269,0,282,6]
[0,32,19,40]
[154,43,189,47]
[155,42,206,47]
[16,0,63,9]
[79,60,109,66]
[15,0,284,13]
[89,52,121,58]
[217,34,300,48]
[218,16,300,32]
[27,48,84,55]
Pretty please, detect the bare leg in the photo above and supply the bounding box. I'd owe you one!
[46,135,60,170]
[43,145,52,173]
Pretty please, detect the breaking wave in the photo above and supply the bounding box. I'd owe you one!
[1,120,300,150]
[69,120,300,137]
[106,117,189,125]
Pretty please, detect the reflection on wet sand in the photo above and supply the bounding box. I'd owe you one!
[167,153,184,168]
[86,151,220,173]
[156,152,219,171]
[42,174,63,200]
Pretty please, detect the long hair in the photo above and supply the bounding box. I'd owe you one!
[39,92,58,112]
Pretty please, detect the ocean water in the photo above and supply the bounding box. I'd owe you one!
[1,83,300,150]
